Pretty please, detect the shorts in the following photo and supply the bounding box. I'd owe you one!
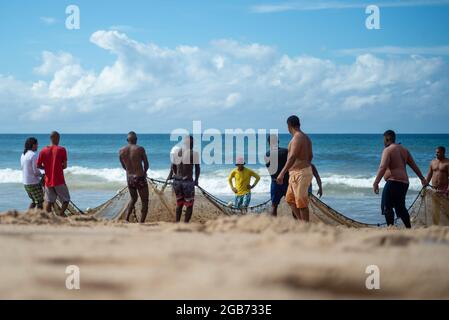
[270,180,288,205]
[24,183,44,205]
[286,166,313,209]
[45,184,71,203]
[173,179,195,207]
[127,175,148,190]
[235,193,251,209]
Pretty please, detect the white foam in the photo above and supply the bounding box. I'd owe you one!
[0,167,423,192]
[0,168,22,184]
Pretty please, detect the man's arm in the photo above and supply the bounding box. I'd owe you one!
[250,170,260,188]
[194,164,200,186]
[311,164,323,197]
[62,149,67,170]
[166,164,175,181]
[37,152,44,170]
[373,149,389,194]
[32,155,42,178]
[141,148,149,174]
[425,162,433,186]
[228,171,237,193]
[276,138,299,184]
[161,164,175,192]
[446,164,449,195]
[406,150,426,185]
[118,150,127,170]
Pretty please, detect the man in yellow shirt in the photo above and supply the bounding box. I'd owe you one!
[228,156,260,209]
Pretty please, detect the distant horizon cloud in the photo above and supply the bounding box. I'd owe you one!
[39,16,57,25]
[337,45,449,56]
[251,0,449,13]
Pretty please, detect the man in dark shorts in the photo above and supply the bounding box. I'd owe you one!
[119,131,150,223]
[37,131,71,216]
[166,136,200,223]
[373,130,427,228]
[265,134,289,217]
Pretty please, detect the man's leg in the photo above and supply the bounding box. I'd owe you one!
[126,187,138,222]
[59,202,69,217]
[382,181,395,226]
[234,196,242,209]
[271,204,278,217]
[299,207,310,222]
[243,193,251,209]
[176,205,183,223]
[183,181,195,223]
[44,187,56,213]
[289,203,302,220]
[184,206,193,223]
[286,178,301,220]
[394,183,411,229]
[138,185,149,223]
[45,202,53,213]
[297,168,313,223]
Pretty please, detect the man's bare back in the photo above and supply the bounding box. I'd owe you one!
[288,132,313,172]
[429,158,449,191]
[119,144,148,178]
[172,149,200,181]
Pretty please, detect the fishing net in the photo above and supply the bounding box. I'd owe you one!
[409,188,449,227]
[59,178,447,228]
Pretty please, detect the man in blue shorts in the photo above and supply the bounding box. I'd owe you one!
[265,134,289,217]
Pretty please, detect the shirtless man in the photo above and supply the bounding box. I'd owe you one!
[425,146,449,225]
[276,115,313,222]
[166,136,200,223]
[373,130,427,228]
[119,132,149,223]
[426,146,449,195]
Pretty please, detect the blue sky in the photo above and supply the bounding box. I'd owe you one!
[0,0,449,133]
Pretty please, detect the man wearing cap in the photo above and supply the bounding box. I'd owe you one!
[228,156,260,210]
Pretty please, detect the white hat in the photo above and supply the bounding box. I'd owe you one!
[236,156,245,165]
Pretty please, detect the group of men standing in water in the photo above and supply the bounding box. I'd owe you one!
[21,115,449,227]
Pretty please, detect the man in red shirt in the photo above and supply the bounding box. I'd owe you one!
[37,131,71,215]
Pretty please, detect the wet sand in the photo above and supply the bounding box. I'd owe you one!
[1,210,449,299]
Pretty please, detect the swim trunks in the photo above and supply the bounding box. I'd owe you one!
[24,183,44,206]
[286,166,313,209]
[45,184,71,203]
[234,192,251,209]
[127,175,148,190]
[270,180,288,206]
[173,178,195,207]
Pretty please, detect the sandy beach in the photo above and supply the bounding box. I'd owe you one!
[1,207,449,300]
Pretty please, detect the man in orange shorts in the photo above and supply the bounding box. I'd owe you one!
[276,115,314,222]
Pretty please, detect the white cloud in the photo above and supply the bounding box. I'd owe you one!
[337,45,449,56]
[225,93,241,108]
[1,30,448,133]
[34,51,78,76]
[40,17,57,25]
[251,0,449,13]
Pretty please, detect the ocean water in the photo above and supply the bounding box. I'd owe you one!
[0,134,447,224]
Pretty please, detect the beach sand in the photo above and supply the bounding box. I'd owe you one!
[1,202,449,299]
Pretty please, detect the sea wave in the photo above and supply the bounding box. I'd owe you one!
[0,167,423,193]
